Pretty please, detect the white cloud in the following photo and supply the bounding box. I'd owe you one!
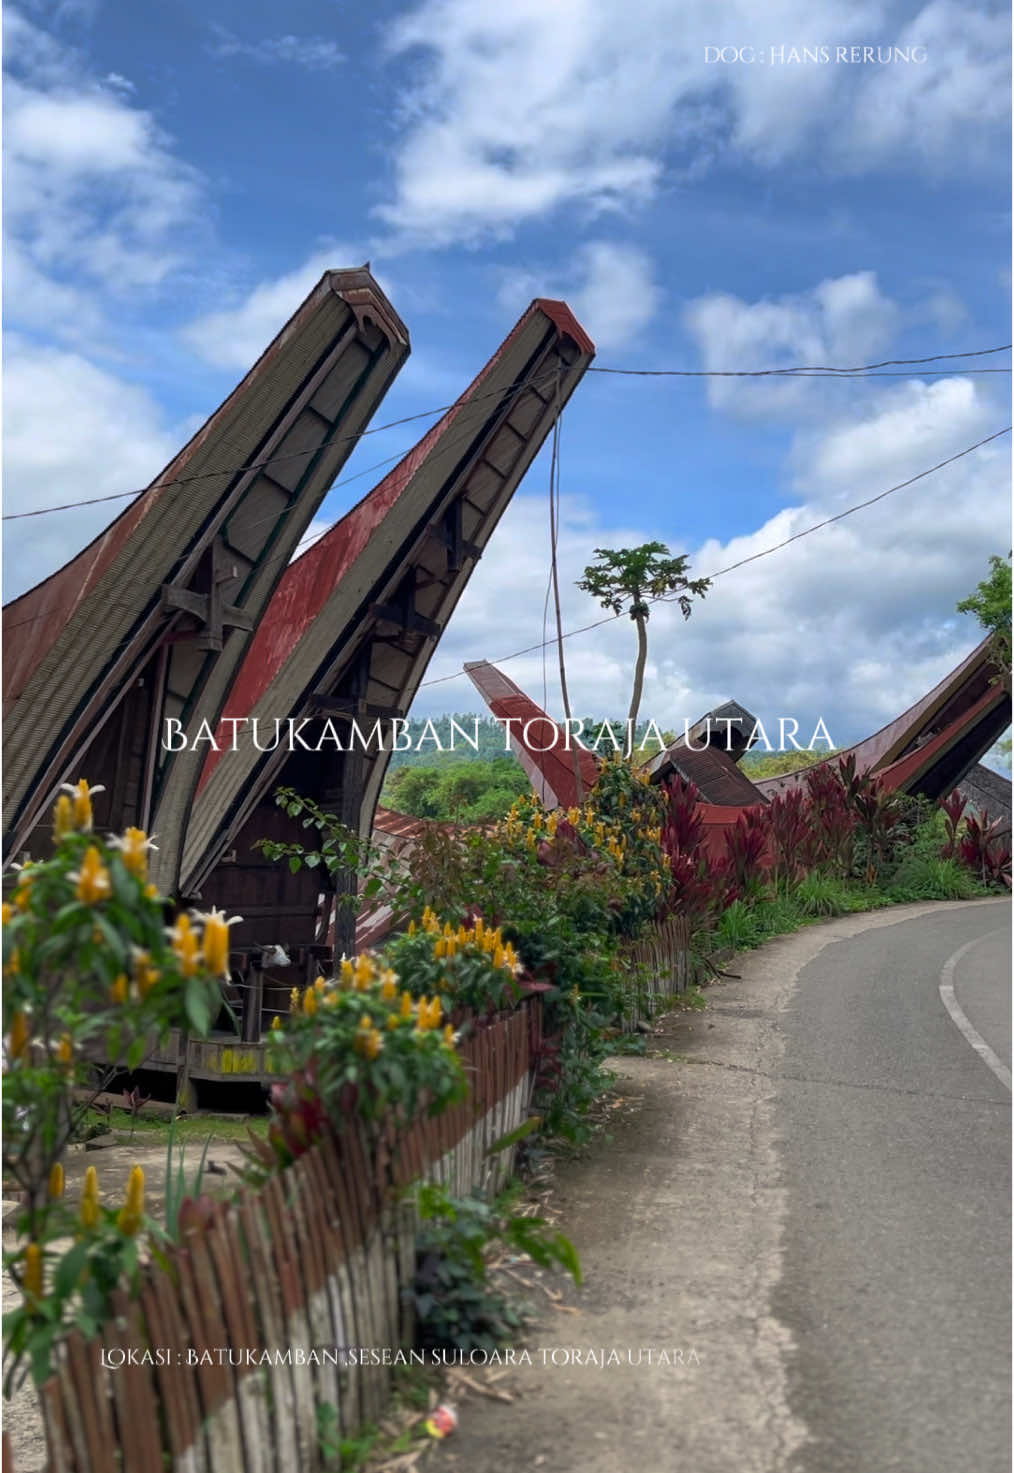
[683,271,901,418]
[498,240,662,350]
[208,25,345,71]
[181,253,331,371]
[377,0,1008,247]
[182,247,368,370]
[4,8,205,312]
[3,338,181,597]
[410,374,1009,749]
[843,1,1010,169]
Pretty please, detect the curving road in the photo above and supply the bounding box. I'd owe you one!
[774,900,1011,1473]
[433,899,1010,1473]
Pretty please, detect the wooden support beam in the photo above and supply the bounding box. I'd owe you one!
[159,538,254,652]
[309,694,395,721]
[369,601,440,636]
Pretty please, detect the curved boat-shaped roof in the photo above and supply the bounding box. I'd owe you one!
[183,298,595,894]
[3,268,409,886]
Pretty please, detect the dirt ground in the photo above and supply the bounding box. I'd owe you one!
[3,1129,249,1473]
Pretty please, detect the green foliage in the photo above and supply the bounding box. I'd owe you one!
[2,783,232,1392]
[956,552,1012,690]
[714,899,764,952]
[740,748,840,778]
[409,1182,580,1354]
[260,958,466,1171]
[793,873,854,916]
[886,855,985,901]
[576,542,709,622]
[162,1119,214,1241]
[384,757,530,822]
[383,916,522,1018]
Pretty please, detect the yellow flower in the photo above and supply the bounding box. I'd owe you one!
[110,973,128,1005]
[443,1024,456,1047]
[407,919,417,936]
[339,957,355,985]
[80,1166,100,1230]
[314,976,327,995]
[144,882,160,900]
[290,987,302,1014]
[169,914,201,977]
[4,947,21,976]
[199,911,231,977]
[355,1024,383,1060]
[353,954,375,991]
[400,991,414,1019]
[74,846,111,905]
[270,1015,282,1032]
[8,1010,30,1060]
[49,1162,65,1199]
[72,779,98,830]
[1,902,11,926]
[112,827,157,881]
[433,936,447,960]
[132,951,160,998]
[116,1165,145,1236]
[23,1243,42,1302]
[302,988,318,1017]
[386,1014,400,1030]
[493,943,505,969]
[14,874,33,912]
[380,973,398,1002]
[57,1034,73,1069]
[53,793,74,840]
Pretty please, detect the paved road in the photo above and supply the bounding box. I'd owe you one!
[774,900,1011,1473]
[442,901,1010,1473]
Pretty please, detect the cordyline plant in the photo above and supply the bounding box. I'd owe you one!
[958,810,1012,888]
[2,780,236,1391]
[938,790,969,860]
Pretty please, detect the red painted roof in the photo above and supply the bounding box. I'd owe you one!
[463,661,601,808]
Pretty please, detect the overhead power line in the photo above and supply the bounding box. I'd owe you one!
[588,344,1012,378]
[3,343,1009,523]
[417,424,1013,688]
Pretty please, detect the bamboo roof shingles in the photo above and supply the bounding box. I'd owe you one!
[181,299,595,893]
[3,269,410,886]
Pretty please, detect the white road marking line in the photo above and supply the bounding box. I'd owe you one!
[939,931,1011,1092]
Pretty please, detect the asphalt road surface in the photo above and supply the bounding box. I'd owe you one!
[773,900,1011,1473]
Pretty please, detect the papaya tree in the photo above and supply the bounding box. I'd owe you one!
[576,542,709,728]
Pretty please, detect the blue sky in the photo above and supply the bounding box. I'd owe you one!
[4,0,1011,753]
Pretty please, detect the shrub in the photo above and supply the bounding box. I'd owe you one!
[252,955,467,1176]
[714,899,763,953]
[409,1182,580,1354]
[887,855,983,902]
[793,873,852,916]
[2,780,234,1390]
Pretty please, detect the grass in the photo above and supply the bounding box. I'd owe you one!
[708,854,993,962]
[74,1108,269,1144]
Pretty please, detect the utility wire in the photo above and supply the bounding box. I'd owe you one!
[4,345,1009,522]
[588,344,1011,378]
[2,369,557,640]
[417,424,1013,689]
